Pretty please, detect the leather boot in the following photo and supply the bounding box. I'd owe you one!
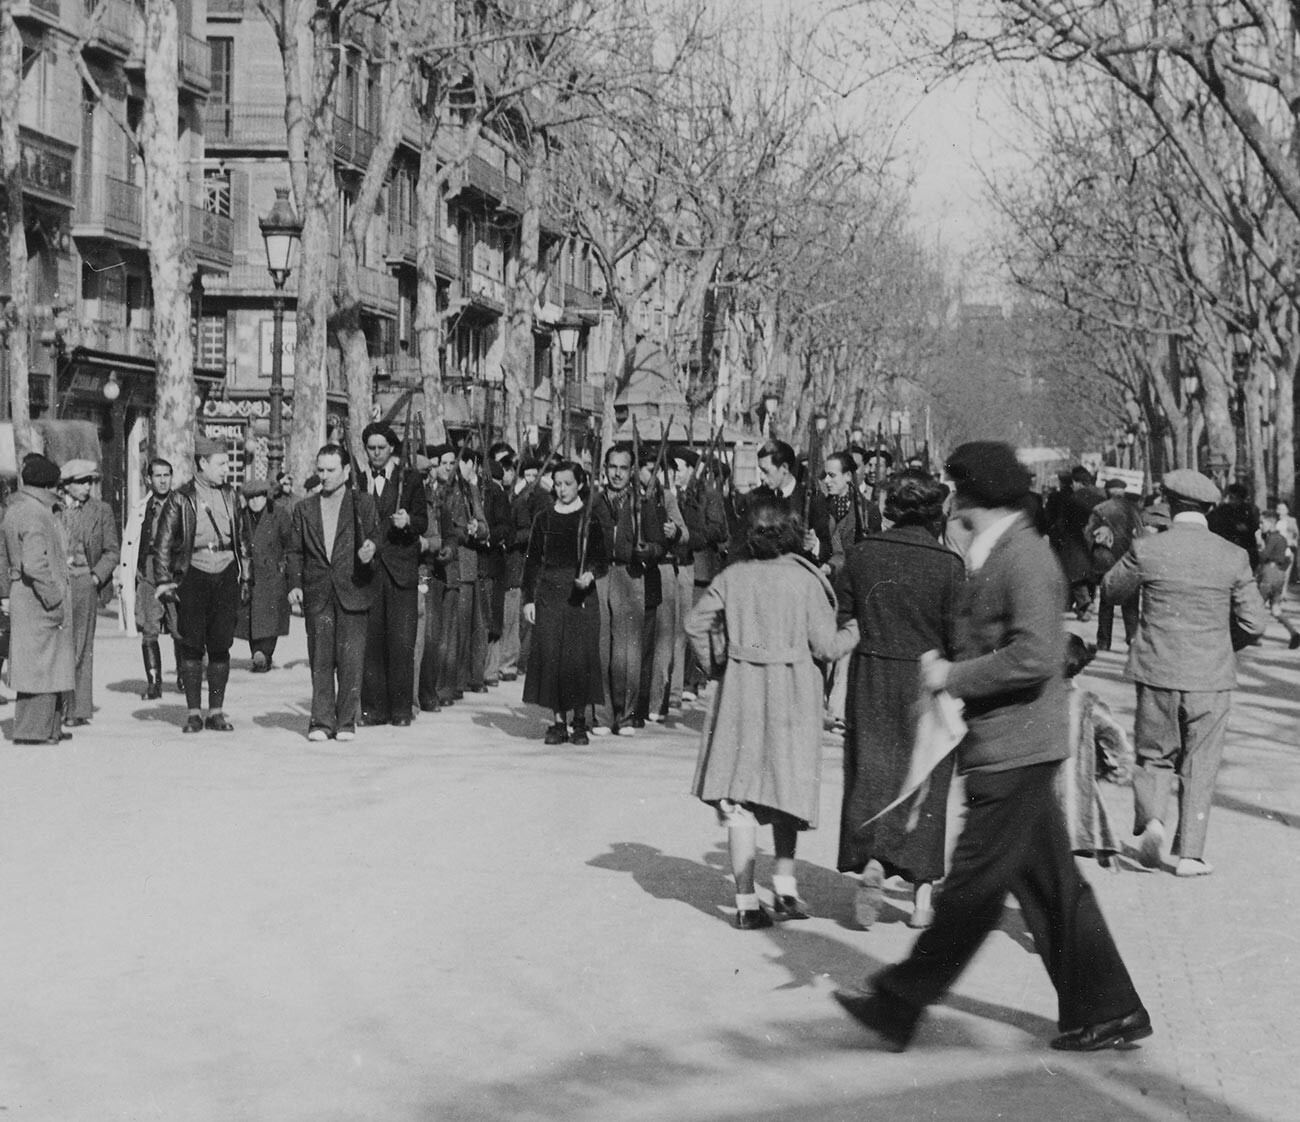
[179,658,205,712]
[205,660,233,730]
[141,641,163,700]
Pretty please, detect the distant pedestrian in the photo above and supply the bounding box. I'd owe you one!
[686,497,857,929]
[1208,483,1261,570]
[0,455,75,744]
[1103,469,1268,877]
[834,471,963,931]
[522,462,607,744]
[836,441,1149,1053]
[235,479,292,672]
[1255,508,1300,648]
[286,445,379,742]
[118,458,178,698]
[1085,478,1146,650]
[57,458,120,726]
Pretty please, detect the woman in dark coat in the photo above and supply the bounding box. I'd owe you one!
[522,462,607,745]
[835,471,965,930]
[235,479,292,670]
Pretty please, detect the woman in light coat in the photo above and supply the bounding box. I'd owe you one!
[686,496,858,929]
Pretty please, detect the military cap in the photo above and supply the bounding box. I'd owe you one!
[194,435,225,458]
[60,458,101,483]
[241,478,273,497]
[1162,469,1219,506]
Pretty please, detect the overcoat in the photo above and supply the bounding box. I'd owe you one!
[686,554,856,828]
[236,501,293,642]
[0,488,75,693]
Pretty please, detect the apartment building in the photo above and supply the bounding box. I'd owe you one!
[9,0,227,511]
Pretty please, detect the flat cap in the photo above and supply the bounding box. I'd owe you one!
[60,458,101,482]
[1104,478,1129,492]
[240,478,272,497]
[22,454,61,488]
[944,441,1032,509]
[194,435,225,458]
[427,442,454,461]
[1162,469,1219,506]
[669,446,698,469]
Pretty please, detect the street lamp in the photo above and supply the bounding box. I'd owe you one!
[259,187,302,482]
[0,285,10,422]
[761,392,780,438]
[556,325,580,456]
[1230,328,1251,481]
[1180,364,1201,470]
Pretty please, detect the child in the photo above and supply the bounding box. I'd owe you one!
[1057,634,1134,866]
[1257,510,1300,648]
[685,497,858,929]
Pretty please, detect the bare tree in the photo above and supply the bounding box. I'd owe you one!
[0,0,33,458]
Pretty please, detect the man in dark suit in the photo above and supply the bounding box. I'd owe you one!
[356,422,428,726]
[287,444,380,742]
[836,441,1149,1054]
[730,439,832,564]
[1104,469,1267,877]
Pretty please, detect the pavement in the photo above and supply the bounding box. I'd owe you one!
[0,599,1297,1121]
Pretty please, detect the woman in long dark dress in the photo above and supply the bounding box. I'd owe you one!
[522,462,607,745]
[235,479,292,671]
[834,471,965,929]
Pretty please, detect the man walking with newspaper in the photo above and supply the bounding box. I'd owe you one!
[834,441,1149,1053]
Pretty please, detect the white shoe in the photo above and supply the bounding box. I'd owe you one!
[589,725,611,737]
[1137,820,1165,870]
[335,727,355,742]
[647,713,664,724]
[307,727,330,742]
[616,725,636,737]
[681,690,697,703]
[1174,857,1213,878]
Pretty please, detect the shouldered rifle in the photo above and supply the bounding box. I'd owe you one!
[631,414,644,552]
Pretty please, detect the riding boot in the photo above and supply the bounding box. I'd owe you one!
[179,658,205,711]
[142,641,163,700]
[207,659,230,712]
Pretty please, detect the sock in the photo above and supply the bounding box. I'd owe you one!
[735,892,759,911]
[772,874,798,899]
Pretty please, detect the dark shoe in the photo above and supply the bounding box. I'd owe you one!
[1136,819,1165,870]
[64,717,90,728]
[773,895,811,920]
[630,717,646,729]
[0,694,9,706]
[500,672,518,682]
[468,685,488,693]
[419,702,442,713]
[391,715,412,727]
[543,722,568,745]
[360,713,390,727]
[144,681,163,700]
[183,715,204,734]
[14,738,55,745]
[58,731,73,741]
[205,713,234,732]
[733,907,773,930]
[1290,633,1300,650]
[569,723,589,746]
[833,990,920,1052]
[1050,1008,1152,1052]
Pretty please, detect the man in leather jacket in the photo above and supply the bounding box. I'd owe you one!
[153,436,252,733]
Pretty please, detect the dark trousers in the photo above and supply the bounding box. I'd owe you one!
[875,762,1142,1033]
[435,582,462,702]
[1132,684,1231,860]
[175,565,238,661]
[65,573,98,721]
[418,575,448,708]
[305,594,368,733]
[361,570,418,722]
[455,578,489,691]
[1095,587,1138,649]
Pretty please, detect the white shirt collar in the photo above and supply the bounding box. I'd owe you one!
[965,510,1021,573]
[1172,511,1208,527]
[778,477,797,500]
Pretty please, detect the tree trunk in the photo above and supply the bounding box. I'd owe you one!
[503,149,545,451]
[143,0,197,476]
[0,0,33,457]
[283,1,336,487]
[600,308,635,449]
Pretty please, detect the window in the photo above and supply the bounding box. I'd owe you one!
[197,315,228,371]
[203,171,231,217]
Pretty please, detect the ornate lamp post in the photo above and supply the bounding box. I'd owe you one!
[258,188,302,482]
[1229,327,1251,481]
[761,392,780,438]
[556,324,580,457]
[1179,365,1201,470]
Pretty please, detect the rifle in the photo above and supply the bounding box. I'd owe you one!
[574,425,603,587]
[803,420,824,527]
[631,414,644,552]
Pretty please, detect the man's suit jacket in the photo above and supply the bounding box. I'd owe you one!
[945,513,1070,776]
[287,489,381,614]
[1103,520,1268,691]
[357,462,428,589]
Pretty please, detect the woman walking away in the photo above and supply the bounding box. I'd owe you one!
[687,498,858,929]
[522,462,608,745]
[835,471,965,930]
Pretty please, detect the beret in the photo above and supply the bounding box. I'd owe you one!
[194,435,225,457]
[60,458,101,482]
[22,454,61,488]
[1162,469,1219,506]
[241,478,272,497]
[1104,478,1129,492]
[669,446,698,468]
[361,422,399,449]
[944,441,1032,508]
[427,442,454,460]
[862,448,894,467]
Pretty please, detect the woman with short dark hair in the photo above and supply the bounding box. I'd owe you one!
[687,497,858,929]
[835,470,965,929]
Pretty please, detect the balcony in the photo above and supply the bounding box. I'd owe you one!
[203,102,287,148]
[334,115,376,168]
[462,270,506,316]
[79,320,154,361]
[386,218,416,267]
[371,353,422,386]
[564,282,601,311]
[356,264,399,316]
[460,151,526,215]
[20,128,75,208]
[207,0,251,14]
[13,0,60,29]
[185,204,233,270]
[571,382,603,413]
[82,0,134,58]
[75,175,144,242]
[178,32,211,94]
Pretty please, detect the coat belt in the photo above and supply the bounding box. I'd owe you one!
[729,642,800,665]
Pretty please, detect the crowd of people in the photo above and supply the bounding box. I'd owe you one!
[0,426,1288,1053]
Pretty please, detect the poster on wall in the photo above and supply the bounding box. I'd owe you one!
[259,315,297,378]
